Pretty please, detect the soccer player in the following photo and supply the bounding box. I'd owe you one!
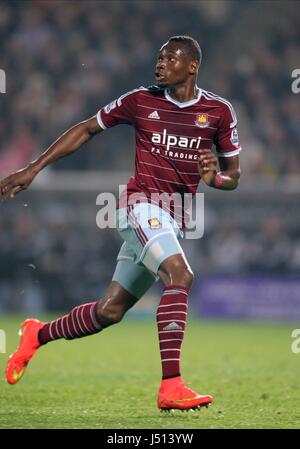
[1,36,241,411]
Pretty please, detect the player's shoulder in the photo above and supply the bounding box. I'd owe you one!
[134,84,165,99]
[201,88,235,110]
[121,85,164,100]
[201,88,237,124]
[145,84,165,95]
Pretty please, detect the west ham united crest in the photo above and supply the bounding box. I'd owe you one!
[148,217,161,229]
[195,113,209,128]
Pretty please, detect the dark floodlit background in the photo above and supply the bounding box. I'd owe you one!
[0,0,300,320]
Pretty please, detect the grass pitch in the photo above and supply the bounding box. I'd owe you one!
[0,314,299,429]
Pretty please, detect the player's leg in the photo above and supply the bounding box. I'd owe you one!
[158,252,194,288]
[37,281,140,345]
[6,249,157,385]
[124,203,212,410]
[95,281,142,328]
[5,281,131,384]
[156,254,212,410]
[95,250,158,328]
[156,253,193,380]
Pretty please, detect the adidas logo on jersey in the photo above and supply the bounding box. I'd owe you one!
[163,322,183,331]
[148,110,160,119]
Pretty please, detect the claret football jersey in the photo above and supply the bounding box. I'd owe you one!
[96,85,241,227]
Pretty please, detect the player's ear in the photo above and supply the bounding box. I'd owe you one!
[189,61,199,75]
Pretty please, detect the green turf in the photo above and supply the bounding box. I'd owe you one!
[0,315,299,429]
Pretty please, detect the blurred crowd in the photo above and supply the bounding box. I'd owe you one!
[0,0,299,176]
[0,199,122,311]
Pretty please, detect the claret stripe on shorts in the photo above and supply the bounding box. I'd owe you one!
[127,205,148,246]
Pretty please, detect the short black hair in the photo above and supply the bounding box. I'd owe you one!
[168,35,202,64]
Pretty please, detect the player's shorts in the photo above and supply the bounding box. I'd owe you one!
[112,202,184,299]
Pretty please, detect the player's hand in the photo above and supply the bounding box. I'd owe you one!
[198,149,218,186]
[0,166,36,201]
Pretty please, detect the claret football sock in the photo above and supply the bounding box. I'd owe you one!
[38,301,102,345]
[156,285,189,379]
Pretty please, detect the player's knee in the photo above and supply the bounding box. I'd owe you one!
[102,310,123,327]
[160,257,194,288]
[95,300,125,328]
[177,267,194,288]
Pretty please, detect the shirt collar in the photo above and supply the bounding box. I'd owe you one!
[164,86,202,108]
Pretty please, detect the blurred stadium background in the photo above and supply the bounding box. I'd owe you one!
[1,0,300,321]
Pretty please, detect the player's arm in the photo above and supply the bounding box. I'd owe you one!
[198,100,241,190]
[198,149,240,190]
[0,116,102,200]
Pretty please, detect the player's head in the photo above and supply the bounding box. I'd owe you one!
[155,35,202,88]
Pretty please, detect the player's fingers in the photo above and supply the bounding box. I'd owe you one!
[203,157,217,165]
[2,175,17,189]
[199,157,217,167]
[201,167,215,173]
[9,185,23,199]
[0,175,10,186]
[199,154,216,161]
[0,180,10,194]
[198,151,216,160]
[0,176,20,201]
[198,149,212,156]
[1,191,10,203]
[1,183,11,201]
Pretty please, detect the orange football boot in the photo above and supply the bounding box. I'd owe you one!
[6,319,45,385]
[158,376,213,412]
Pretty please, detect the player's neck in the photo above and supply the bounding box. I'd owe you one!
[166,83,199,104]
